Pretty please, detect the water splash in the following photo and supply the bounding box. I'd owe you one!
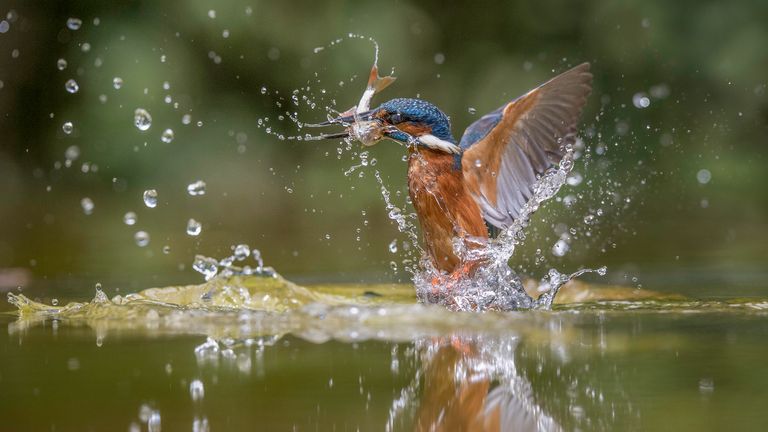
[412,150,607,311]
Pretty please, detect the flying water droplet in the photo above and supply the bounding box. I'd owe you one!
[189,379,205,401]
[112,77,123,89]
[596,266,608,276]
[566,171,583,186]
[134,108,152,131]
[64,145,80,161]
[193,255,218,280]
[65,79,79,94]
[57,58,67,70]
[632,92,650,109]
[233,244,250,260]
[143,189,158,208]
[160,128,174,143]
[66,17,82,30]
[193,417,209,432]
[62,122,74,134]
[51,298,59,306]
[552,239,569,257]
[186,218,202,236]
[134,231,150,247]
[696,169,711,184]
[388,239,398,253]
[162,245,171,254]
[147,411,161,432]
[467,107,477,114]
[80,197,94,215]
[123,211,137,225]
[187,180,206,196]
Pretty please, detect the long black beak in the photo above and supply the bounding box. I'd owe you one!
[304,110,375,128]
[304,130,350,141]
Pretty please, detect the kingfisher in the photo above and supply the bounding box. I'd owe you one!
[312,63,592,282]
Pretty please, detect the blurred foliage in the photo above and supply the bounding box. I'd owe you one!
[0,0,766,295]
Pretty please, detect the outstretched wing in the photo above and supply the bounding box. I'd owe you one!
[461,63,592,230]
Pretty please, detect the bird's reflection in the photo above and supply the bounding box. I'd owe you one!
[390,335,562,432]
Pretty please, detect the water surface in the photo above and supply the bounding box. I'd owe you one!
[2,277,768,431]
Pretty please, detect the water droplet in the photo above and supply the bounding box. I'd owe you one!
[388,239,398,253]
[696,169,711,184]
[61,123,76,137]
[80,197,94,215]
[65,79,79,94]
[192,417,209,432]
[467,107,477,114]
[134,108,152,131]
[147,411,161,432]
[434,53,445,64]
[51,298,59,306]
[134,231,150,247]
[187,180,206,196]
[0,20,9,34]
[260,86,267,95]
[208,9,216,18]
[193,255,218,280]
[189,379,205,401]
[186,218,202,236]
[57,58,67,70]
[162,245,171,254]
[65,145,80,161]
[596,266,607,276]
[80,42,91,53]
[699,378,714,394]
[123,211,137,226]
[552,239,569,257]
[583,214,596,225]
[66,17,82,30]
[160,128,174,143]
[474,159,482,168]
[632,92,650,109]
[112,77,123,89]
[234,244,250,261]
[566,171,583,186]
[182,114,191,125]
[143,189,158,208]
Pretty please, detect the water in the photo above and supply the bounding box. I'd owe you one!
[134,108,152,131]
[187,180,207,196]
[143,189,158,208]
[64,78,79,94]
[4,275,768,431]
[186,218,202,236]
[161,128,175,143]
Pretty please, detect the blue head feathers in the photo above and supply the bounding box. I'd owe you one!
[378,98,456,143]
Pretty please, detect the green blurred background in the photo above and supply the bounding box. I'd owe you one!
[0,0,766,298]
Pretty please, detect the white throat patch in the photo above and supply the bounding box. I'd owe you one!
[417,134,462,154]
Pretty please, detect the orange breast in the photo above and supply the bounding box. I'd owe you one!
[407,148,488,273]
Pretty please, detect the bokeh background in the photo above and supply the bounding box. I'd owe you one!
[1,0,767,299]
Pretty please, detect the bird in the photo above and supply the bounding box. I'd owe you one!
[312,63,593,282]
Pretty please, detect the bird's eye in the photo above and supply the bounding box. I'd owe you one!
[390,112,403,124]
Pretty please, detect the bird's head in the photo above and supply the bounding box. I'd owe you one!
[310,98,461,154]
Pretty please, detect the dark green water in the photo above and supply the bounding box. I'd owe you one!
[2,279,768,431]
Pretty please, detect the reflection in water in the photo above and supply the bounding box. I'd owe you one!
[390,336,562,431]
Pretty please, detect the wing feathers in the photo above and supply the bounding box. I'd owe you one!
[462,63,593,231]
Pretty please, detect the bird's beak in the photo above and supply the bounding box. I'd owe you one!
[305,109,375,128]
[304,109,377,141]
